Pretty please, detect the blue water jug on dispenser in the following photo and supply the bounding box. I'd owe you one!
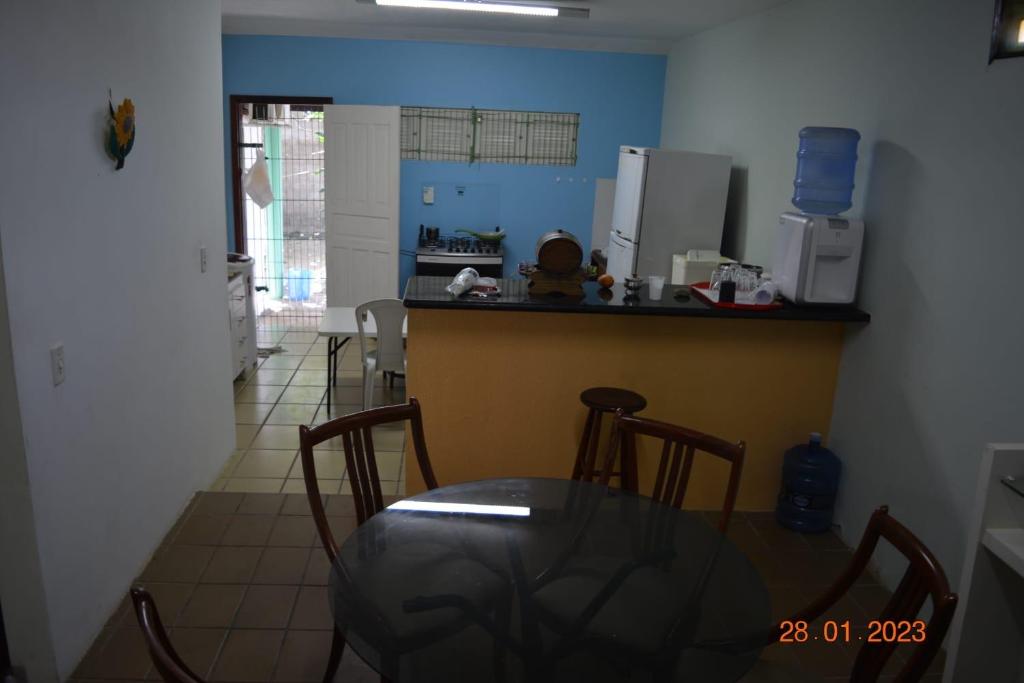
[792,127,860,215]
[776,432,842,533]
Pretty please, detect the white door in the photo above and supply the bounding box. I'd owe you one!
[606,231,637,282]
[324,105,400,307]
[610,150,648,243]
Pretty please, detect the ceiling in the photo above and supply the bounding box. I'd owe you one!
[221,0,791,54]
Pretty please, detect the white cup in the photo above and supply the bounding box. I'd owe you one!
[648,275,665,299]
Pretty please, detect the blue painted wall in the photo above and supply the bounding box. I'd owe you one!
[222,35,666,287]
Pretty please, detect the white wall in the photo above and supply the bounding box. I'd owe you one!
[0,1,233,677]
[660,0,1024,589]
[0,238,58,681]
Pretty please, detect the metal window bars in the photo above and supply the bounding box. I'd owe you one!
[401,107,579,166]
[238,104,326,333]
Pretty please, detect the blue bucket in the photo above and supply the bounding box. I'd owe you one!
[287,268,311,301]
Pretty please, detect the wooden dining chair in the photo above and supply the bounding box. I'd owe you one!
[749,506,958,682]
[601,410,746,533]
[130,586,204,683]
[299,397,438,683]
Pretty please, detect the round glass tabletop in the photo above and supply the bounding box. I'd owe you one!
[329,478,771,683]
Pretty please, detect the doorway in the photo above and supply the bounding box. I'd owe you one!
[230,95,333,334]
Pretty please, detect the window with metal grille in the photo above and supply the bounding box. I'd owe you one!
[401,107,579,166]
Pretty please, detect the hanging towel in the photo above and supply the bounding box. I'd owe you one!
[243,157,274,208]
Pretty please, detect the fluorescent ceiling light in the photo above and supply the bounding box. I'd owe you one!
[388,500,531,517]
[1019,18,1024,44]
[373,0,581,18]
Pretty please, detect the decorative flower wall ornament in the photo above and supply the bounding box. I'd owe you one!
[107,96,135,170]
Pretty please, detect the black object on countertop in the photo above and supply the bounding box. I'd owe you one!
[719,280,736,304]
[329,477,772,682]
[403,276,871,323]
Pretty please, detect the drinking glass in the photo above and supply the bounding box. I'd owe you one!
[648,275,665,299]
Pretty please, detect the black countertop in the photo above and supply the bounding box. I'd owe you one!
[403,276,870,323]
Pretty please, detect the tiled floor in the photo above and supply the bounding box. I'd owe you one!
[71,491,944,682]
[71,492,380,683]
[219,330,407,497]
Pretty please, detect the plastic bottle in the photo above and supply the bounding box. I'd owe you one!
[775,432,842,533]
[791,127,860,215]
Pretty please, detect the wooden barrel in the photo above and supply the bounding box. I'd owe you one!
[535,230,583,275]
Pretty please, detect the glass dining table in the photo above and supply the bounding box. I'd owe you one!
[328,478,771,683]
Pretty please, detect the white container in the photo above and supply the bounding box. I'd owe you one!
[648,275,665,299]
[671,250,735,285]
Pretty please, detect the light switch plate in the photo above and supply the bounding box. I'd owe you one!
[422,186,435,205]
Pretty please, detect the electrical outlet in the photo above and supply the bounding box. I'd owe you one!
[50,343,65,386]
[200,245,208,273]
[422,186,435,205]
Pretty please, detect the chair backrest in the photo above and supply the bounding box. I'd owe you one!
[299,397,439,561]
[785,506,957,682]
[130,587,205,683]
[355,298,406,373]
[601,411,745,533]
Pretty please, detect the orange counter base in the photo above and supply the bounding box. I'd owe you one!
[404,308,844,511]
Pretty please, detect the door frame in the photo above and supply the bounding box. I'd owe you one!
[228,95,334,253]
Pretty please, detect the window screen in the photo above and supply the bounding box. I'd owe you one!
[401,106,579,166]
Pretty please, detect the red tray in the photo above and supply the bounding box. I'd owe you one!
[690,281,783,311]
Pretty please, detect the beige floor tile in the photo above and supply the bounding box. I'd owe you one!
[257,330,287,343]
[222,478,284,493]
[290,451,346,480]
[282,331,319,343]
[371,427,406,451]
[234,403,274,425]
[396,480,406,496]
[235,384,285,404]
[250,425,301,450]
[289,370,327,387]
[235,424,259,450]
[304,342,328,356]
[209,478,228,491]
[298,355,329,370]
[339,354,364,371]
[325,386,363,404]
[260,355,303,370]
[217,451,245,479]
[373,452,403,480]
[279,342,315,356]
[233,450,297,478]
[249,368,296,386]
[278,385,327,405]
[313,404,362,424]
[328,372,363,387]
[264,404,318,426]
[286,478,341,495]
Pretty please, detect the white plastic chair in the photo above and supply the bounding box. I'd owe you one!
[355,298,407,410]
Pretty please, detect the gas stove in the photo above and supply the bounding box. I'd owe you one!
[416,235,503,256]
[415,233,504,277]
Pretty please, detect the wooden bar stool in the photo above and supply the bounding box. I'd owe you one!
[572,387,647,487]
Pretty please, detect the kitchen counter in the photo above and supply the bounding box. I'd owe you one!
[403,276,870,323]
[402,275,862,510]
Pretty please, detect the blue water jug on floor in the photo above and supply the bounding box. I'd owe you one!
[792,127,860,215]
[287,268,311,301]
[776,432,841,533]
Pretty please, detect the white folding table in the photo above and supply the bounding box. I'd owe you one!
[318,307,408,412]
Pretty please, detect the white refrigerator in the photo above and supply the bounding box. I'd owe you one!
[606,146,732,282]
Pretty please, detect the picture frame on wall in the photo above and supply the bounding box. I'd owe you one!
[989,0,1024,63]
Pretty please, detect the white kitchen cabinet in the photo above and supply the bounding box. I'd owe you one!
[228,271,258,380]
